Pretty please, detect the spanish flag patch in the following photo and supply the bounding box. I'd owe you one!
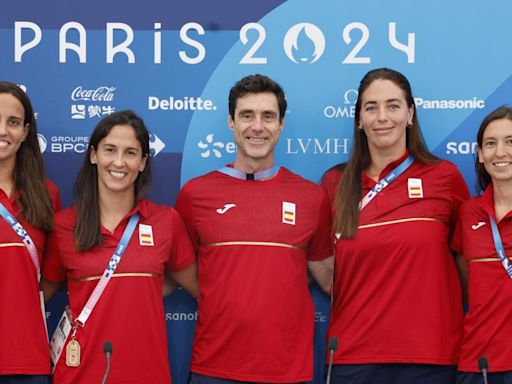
[407,178,423,198]
[139,224,154,246]
[282,201,296,225]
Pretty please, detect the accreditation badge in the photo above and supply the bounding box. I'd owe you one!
[49,310,73,369]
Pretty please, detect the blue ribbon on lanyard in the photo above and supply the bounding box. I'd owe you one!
[218,166,279,181]
[335,155,414,240]
[488,215,512,279]
[0,201,40,279]
[76,212,140,326]
[359,155,414,211]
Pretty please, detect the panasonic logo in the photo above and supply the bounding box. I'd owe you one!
[415,97,485,110]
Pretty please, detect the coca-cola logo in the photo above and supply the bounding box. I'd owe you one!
[71,86,116,101]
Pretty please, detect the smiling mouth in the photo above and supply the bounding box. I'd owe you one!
[493,162,512,167]
[246,137,267,143]
[108,170,127,179]
[0,140,10,148]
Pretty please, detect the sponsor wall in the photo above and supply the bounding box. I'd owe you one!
[2,1,511,383]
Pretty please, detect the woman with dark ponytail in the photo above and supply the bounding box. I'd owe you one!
[322,68,469,383]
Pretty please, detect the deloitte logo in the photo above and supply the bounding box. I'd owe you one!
[148,96,216,111]
[197,133,235,159]
[149,134,165,157]
[37,134,47,153]
[283,23,325,64]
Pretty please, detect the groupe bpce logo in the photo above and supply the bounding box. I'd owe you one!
[37,134,47,153]
[37,133,165,157]
[149,134,165,157]
[283,23,326,64]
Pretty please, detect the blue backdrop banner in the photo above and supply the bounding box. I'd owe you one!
[3,1,511,383]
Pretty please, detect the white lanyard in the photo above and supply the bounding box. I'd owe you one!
[359,155,414,211]
[0,201,41,281]
[489,215,512,279]
[335,156,414,240]
[75,212,140,327]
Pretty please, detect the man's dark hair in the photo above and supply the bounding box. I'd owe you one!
[228,74,287,122]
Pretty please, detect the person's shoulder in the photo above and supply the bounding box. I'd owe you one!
[421,159,461,175]
[139,199,180,221]
[415,159,465,183]
[45,179,59,194]
[456,195,482,221]
[180,170,220,192]
[436,159,460,171]
[319,164,346,200]
[54,206,76,229]
[280,168,328,197]
[321,164,345,184]
[45,179,60,202]
[281,167,318,187]
[461,194,482,210]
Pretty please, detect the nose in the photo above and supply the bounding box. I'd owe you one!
[377,106,388,122]
[251,116,265,131]
[495,141,507,157]
[0,120,7,135]
[112,153,126,167]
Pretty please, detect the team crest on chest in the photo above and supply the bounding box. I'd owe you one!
[139,224,154,246]
[407,178,423,198]
[282,202,296,225]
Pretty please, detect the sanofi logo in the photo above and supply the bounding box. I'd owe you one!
[165,311,198,321]
[445,141,477,155]
[284,23,325,64]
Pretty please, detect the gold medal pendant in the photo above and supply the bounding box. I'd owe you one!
[66,339,81,367]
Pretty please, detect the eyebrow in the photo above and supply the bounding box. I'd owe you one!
[102,143,139,151]
[237,109,254,115]
[363,98,402,105]
[237,109,277,116]
[484,135,512,140]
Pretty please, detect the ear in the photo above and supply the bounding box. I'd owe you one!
[407,105,415,127]
[477,147,484,164]
[90,146,97,164]
[279,117,285,132]
[21,123,29,142]
[228,114,235,132]
[139,154,148,172]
